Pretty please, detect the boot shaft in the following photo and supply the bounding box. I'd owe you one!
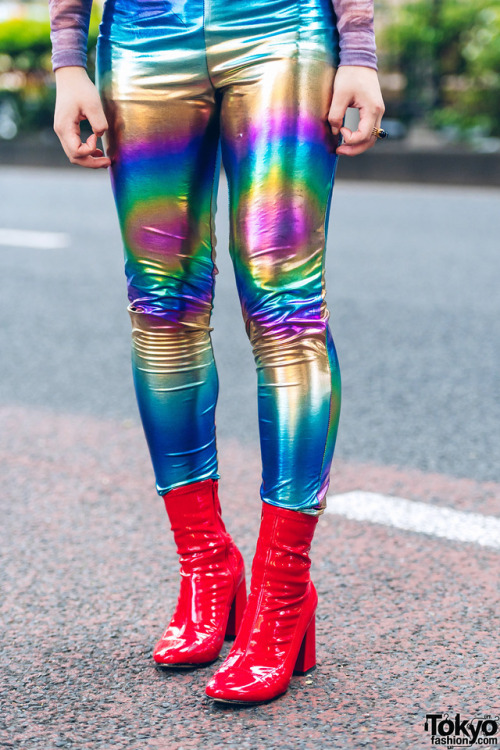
[163,478,230,561]
[205,501,320,702]
[248,502,319,596]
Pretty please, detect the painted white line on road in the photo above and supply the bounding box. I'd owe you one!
[325,491,500,550]
[0,228,70,249]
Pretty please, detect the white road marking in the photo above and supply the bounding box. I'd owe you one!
[0,229,70,249]
[325,491,500,550]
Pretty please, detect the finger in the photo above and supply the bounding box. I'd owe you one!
[70,154,112,169]
[73,133,111,163]
[340,108,378,147]
[86,137,112,166]
[335,141,373,157]
[334,127,368,156]
[336,117,382,157]
[86,105,109,138]
[336,131,378,156]
[61,133,111,168]
[75,141,111,167]
[328,90,351,135]
[88,149,111,165]
[60,121,99,161]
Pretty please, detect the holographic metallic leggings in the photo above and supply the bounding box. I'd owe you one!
[96,0,342,515]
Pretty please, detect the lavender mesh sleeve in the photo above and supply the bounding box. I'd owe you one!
[332,0,378,69]
[48,0,93,71]
[48,0,377,72]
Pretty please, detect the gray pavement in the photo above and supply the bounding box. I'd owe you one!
[1,404,498,750]
[0,166,499,750]
[0,166,499,481]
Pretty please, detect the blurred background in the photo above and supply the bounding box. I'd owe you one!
[0,0,499,465]
[1,0,500,166]
[0,0,499,482]
[1,6,498,747]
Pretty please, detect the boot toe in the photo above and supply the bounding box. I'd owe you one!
[205,664,285,703]
[154,630,220,665]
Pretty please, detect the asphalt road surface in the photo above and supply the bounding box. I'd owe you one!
[0,167,498,481]
[0,166,499,750]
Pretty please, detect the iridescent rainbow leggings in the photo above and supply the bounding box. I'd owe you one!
[96,0,342,515]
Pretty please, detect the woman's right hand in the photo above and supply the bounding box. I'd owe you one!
[53,66,111,169]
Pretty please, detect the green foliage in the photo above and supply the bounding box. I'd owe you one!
[2,1,500,138]
[381,0,500,136]
[456,5,500,135]
[0,18,52,56]
[0,6,101,135]
[0,7,100,60]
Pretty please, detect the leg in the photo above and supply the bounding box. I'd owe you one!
[96,15,222,494]
[95,5,246,666]
[219,20,342,516]
[206,0,341,702]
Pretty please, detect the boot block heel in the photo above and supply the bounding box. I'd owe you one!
[293,616,316,675]
[225,577,247,639]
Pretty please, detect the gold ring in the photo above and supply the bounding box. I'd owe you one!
[372,126,388,140]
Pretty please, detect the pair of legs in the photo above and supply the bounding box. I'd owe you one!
[96,0,342,516]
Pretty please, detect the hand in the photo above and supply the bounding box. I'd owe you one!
[53,66,111,169]
[328,65,385,157]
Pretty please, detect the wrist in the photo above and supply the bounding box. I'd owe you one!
[55,65,89,81]
[337,64,379,75]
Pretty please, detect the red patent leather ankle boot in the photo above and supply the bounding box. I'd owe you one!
[205,501,319,703]
[153,478,246,667]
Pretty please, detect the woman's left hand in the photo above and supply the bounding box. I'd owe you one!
[328,65,385,156]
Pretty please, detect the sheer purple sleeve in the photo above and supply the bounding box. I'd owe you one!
[48,0,93,71]
[331,0,378,70]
